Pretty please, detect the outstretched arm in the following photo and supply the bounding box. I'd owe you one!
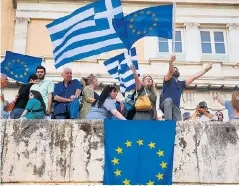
[213,94,225,106]
[186,63,213,87]
[130,64,142,91]
[165,55,176,82]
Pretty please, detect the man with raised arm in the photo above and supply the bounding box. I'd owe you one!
[160,55,213,121]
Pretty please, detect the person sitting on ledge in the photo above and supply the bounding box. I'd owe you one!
[86,85,126,120]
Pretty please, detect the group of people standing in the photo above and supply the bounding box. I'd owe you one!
[1,55,239,121]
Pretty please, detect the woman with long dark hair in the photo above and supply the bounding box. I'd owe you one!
[20,90,46,119]
[86,85,126,120]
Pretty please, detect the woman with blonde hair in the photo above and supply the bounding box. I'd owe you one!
[79,74,99,119]
[130,65,157,120]
[231,91,239,120]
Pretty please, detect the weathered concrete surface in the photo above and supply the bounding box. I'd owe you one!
[0,119,239,184]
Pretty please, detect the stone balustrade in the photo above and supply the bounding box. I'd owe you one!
[0,119,239,184]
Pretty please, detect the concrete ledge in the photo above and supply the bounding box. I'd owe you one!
[0,119,239,184]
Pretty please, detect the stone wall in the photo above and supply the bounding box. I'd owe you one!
[0,119,239,184]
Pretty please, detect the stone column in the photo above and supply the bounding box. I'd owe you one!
[227,23,239,62]
[13,17,30,54]
[184,23,201,62]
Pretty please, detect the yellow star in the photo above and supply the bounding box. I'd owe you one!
[24,72,27,76]
[5,66,9,70]
[149,27,153,31]
[15,74,18,78]
[134,13,137,17]
[17,59,20,62]
[147,11,151,14]
[152,13,156,17]
[12,60,15,63]
[130,18,134,22]
[156,150,164,157]
[154,18,158,21]
[125,140,132,147]
[132,29,136,33]
[144,30,147,34]
[8,62,11,66]
[156,173,163,180]
[26,68,29,71]
[21,61,24,64]
[111,157,119,165]
[137,31,141,35]
[129,24,133,28]
[10,71,14,75]
[114,169,121,177]
[115,147,123,154]
[24,65,27,67]
[20,74,23,78]
[123,178,130,185]
[148,142,156,149]
[153,23,157,27]
[160,161,167,169]
[146,180,154,185]
[137,139,143,146]
[140,11,144,14]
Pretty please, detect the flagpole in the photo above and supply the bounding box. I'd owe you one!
[172,0,176,53]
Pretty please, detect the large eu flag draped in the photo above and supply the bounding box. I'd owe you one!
[104,120,176,185]
[1,51,42,83]
[113,4,173,49]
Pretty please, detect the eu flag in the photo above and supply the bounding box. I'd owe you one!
[1,51,42,83]
[113,4,173,49]
[104,120,176,185]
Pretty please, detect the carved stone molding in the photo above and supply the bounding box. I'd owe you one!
[14,17,30,24]
[184,22,200,29]
[227,23,239,30]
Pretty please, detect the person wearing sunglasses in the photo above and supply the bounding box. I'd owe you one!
[160,55,213,121]
[215,111,224,121]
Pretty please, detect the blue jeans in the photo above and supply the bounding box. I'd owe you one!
[10,108,24,119]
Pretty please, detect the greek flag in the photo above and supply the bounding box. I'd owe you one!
[104,48,140,96]
[46,0,124,68]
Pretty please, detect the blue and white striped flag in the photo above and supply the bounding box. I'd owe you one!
[46,0,125,68]
[104,48,140,96]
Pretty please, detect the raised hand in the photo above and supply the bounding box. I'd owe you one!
[170,54,176,63]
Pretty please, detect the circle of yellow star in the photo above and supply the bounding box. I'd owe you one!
[111,157,119,165]
[114,169,121,177]
[137,139,143,146]
[156,150,164,157]
[146,180,154,185]
[125,140,132,147]
[160,161,167,169]
[123,178,130,185]
[148,142,156,149]
[156,173,164,180]
[115,146,123,154]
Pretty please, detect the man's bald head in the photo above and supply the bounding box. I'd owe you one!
[1,74,9,88]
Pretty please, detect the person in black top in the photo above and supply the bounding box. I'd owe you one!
[10,74,40,119]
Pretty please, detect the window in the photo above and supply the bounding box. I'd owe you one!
[158,31,183,53]
[200,31,226,54]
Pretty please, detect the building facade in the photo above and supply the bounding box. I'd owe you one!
[1,0,239,120]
